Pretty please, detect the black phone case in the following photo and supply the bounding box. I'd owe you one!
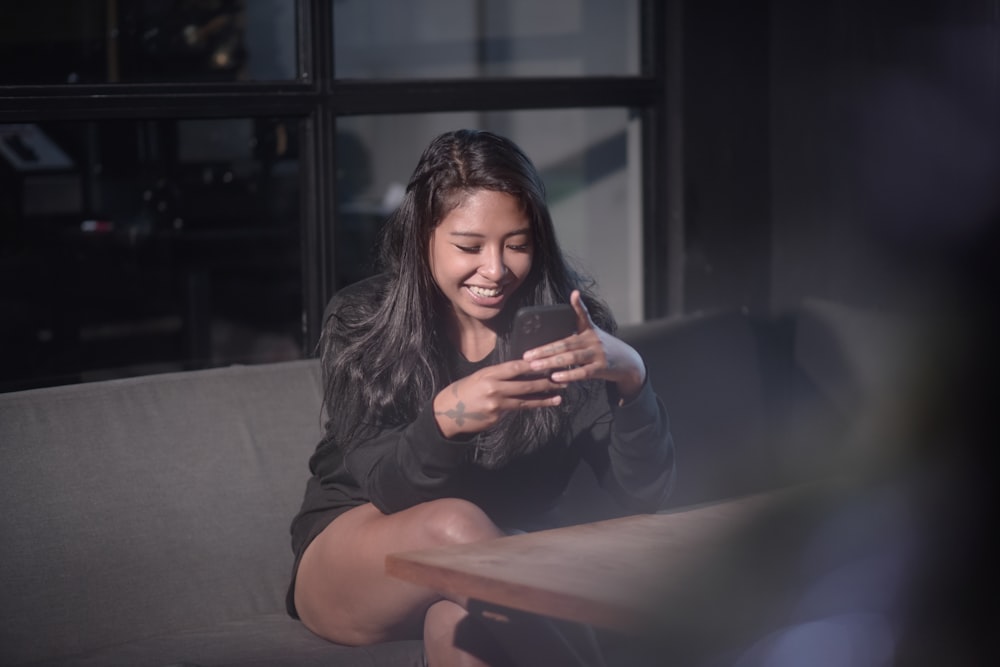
[510,304,577,360]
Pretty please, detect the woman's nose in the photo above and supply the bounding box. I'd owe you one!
[479,249,508,281]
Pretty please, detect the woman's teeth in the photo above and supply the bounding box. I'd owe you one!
[468,286,501,298]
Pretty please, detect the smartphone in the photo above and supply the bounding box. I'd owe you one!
[510,304,578,368]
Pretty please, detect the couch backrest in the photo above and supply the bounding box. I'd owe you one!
[621,310,774,508]
[0,360,323,664]
[795,297,910,418]
[556,305,848,523]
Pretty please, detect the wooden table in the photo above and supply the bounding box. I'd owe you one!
[386,490,786,635]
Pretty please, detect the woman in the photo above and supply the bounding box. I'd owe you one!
[289,129,675,666]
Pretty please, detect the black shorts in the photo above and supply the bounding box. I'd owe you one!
[285,479,366,619]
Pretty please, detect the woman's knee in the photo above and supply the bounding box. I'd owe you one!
[414,498,503,548]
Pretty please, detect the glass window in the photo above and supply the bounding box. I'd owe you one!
[0,0,297,85]
[0,118,302,392]
[335,109,644,323]
[334,0,640,79]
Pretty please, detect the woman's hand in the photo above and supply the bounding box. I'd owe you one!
[522,290,646,401]
[433,360,566,438]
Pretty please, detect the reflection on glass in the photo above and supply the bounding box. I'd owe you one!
[0,0,297,85]
[335,109,643,322]
[0,118,302,392]
[334,0,640,79]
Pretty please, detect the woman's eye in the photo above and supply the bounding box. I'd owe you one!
[456,245,480,253]
[507,244,531,252]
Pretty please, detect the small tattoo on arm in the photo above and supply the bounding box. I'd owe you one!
[435,401,487,427]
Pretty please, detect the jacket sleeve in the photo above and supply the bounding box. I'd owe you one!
[339,404,474,514]
[584,378,676,512]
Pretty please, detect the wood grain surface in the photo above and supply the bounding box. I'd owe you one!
[386,491,785,633]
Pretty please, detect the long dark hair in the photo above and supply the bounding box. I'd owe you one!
[320,129,615,467]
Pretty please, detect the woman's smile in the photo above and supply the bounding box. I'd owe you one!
[465,283,508,308]
[467,285,502,298]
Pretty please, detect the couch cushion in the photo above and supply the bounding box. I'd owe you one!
[26,614,423,667]
[0,361,338,664]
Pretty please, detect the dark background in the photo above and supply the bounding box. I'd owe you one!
[1,0,997,392]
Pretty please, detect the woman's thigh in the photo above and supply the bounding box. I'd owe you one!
[294,498,504,646]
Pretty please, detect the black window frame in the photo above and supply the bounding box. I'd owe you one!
[0,0,671,357]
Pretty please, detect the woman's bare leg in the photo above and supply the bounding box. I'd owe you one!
[294,498,506,665]
[424,599,516,667]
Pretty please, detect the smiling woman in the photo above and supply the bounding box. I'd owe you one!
[287,129,674,666]
[428,190,534,359]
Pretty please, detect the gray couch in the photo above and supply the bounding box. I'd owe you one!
[0,360,425,666]
[0,298,873,666]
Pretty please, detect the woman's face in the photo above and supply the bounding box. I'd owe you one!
[428,189,534,335]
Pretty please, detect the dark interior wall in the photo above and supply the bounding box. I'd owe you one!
[771,0,1000,312]
[768,0,852,311]
[681,0,771,315]
[681,0,1000,315]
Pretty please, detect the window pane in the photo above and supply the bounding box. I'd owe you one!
[0,0,297,85]
[0,118,302,392]
[335,109,643,323]
[334,0,640,79]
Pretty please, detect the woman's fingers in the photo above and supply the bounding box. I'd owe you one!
[526,328,605,377]
[436,360,570,436]
[570,290,594,332]
[507,375,567,395]
[461,364,566,407]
